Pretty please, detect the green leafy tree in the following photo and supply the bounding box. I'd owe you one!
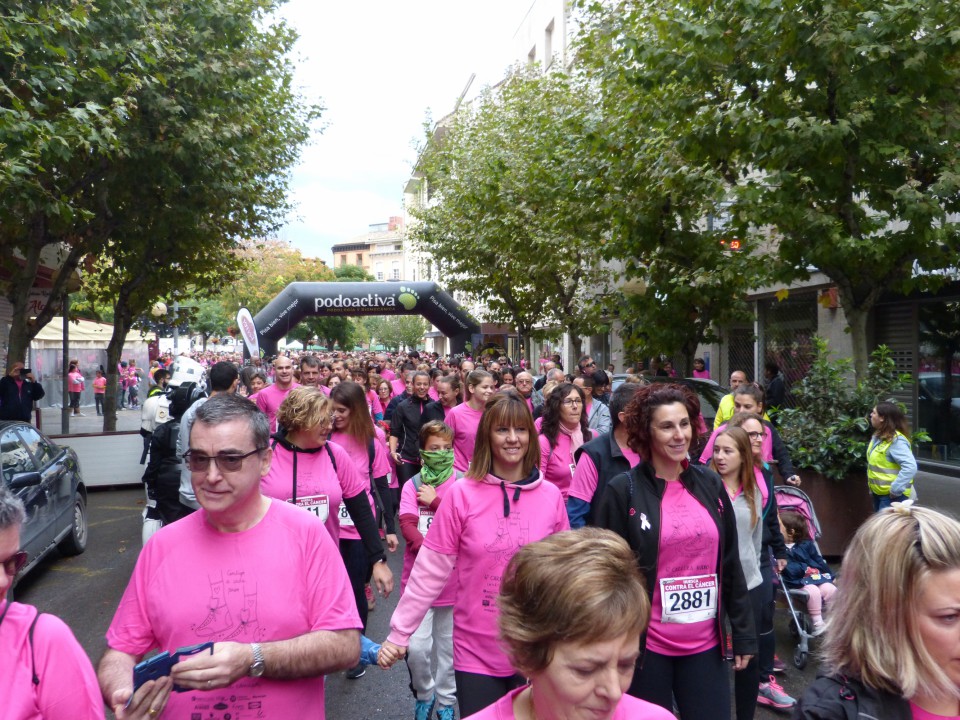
[363,316,426,352]
[577,0,960,378]
[412,67,612,360]
[334,264,375,282]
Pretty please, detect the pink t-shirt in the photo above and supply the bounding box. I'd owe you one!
[251,382,300,431]
[568,444,641,504]
[381,368,396,381]
[646,481,720,656]
[68,370,84,391]
[399,475,569,676]
[693,369,711,379]
[0,602,104,720]
[910,703,960,720]
[398,473,458,604]
[93,377,107,394]
[391,377,407,397]
[327,428,390,541]
[463,686,676,720]
[106,500,361,719]
[446,403,485,472]
[700,423,773,467]
[537,432,576,499]
[366,389,384,419]
[260,440,368,542]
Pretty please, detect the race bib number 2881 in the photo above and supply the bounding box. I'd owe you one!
[659,574,718,624]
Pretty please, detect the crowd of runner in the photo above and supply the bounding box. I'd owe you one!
[1,347,939,720]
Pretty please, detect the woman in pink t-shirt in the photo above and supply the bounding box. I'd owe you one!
[445,369,496,472]
[594,383,756,720]
[262,388,393,648]
[463,528,674,720]
[537,382,592,500]
[380,393,569,717]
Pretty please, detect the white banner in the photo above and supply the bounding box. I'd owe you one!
[236,307,260,359]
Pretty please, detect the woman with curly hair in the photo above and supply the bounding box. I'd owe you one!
[595,383,755,719]
[537,382,592,500]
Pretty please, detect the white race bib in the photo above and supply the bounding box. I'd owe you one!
[659,574,718,624]
[292,494,329,523]
[337,501,355,527]
[417,507,435,536]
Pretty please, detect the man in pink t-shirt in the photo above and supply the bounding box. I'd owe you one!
[98,394,361,719]
[251,355,299,430]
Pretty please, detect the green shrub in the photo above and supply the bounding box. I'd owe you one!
[777,338,914,481]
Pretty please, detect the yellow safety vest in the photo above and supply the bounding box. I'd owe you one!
[867,431,912,497]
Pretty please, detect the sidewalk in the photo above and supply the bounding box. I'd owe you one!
[36,404,143,436]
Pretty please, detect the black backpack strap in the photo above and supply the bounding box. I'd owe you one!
[28,613,40,685]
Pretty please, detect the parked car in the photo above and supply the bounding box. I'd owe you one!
[611,375,728,430]
[1,421,88,589]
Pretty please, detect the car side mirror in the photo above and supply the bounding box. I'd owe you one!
[9,471,41,489]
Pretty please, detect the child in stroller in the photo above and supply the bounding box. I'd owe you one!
[779,509,837,635]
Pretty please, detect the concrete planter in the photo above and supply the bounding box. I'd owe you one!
[791,469,873,559]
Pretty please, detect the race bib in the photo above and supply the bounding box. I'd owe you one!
[659,574,718,624]
[418,507,435,536]
[337,502,355,527]
[292,494,329,523]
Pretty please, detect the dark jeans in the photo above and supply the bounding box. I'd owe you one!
[454,670,525,718]
[872,492,903,512]
[339,538,370,634]
[632,646,730,720]
[69,391,81,410]
[95,395,104,415]
[396,460,422,487]
[733,584,765,720]
[758,561,776,677]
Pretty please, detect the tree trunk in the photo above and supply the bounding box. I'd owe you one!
[844,305,870,381]
[567,328,582,374]
[103,306,135,433]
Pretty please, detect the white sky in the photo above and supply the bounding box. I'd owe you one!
[275,1,528,262]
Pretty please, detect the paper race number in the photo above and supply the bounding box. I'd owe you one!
[337,502,355,527]
[659,574,718,624]
[292,494,329,523]
[418,507,435,536]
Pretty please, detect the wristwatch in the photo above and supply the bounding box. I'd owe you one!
[249,643,266,677]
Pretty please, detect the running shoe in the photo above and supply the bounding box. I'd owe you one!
[415,698,436,720]
[346,663,366,679]
[757,675,796,710]
[772,654,786,673]
[366,583,376,611]
[436,705,455,720]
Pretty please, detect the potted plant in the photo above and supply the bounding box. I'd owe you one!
[776,338,917,555]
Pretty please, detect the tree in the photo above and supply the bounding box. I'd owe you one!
[577,0,960,378]
[73,0,321,429]
[334,264,375,282]
[0,1,142,367]
[411,67,613,361]
[363,316,426,352]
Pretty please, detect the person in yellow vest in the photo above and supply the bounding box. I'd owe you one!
[714,370,748,429]
[867,402,918,512]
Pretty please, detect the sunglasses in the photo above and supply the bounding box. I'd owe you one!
[2,550,28,577]
[183,448,266,473]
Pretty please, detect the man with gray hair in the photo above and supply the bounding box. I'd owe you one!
[532,367,566,409]
[99,394,361,719]
[1,485,103,718]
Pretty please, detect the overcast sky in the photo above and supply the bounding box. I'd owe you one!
[275,1,527,262]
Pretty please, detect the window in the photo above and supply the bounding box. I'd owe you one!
[377,272,384,280]
[17,427,59,469]
[528,46,536,65]
[1,428,34,484]
[394,244,402,252]
[916,300,960,466]
[356,253,363,265]
[545,20,554,67]
[339,255,347,267]
[392,269,400,280]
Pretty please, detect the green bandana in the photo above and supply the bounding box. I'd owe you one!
[419,449,455,487]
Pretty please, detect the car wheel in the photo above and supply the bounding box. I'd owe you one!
[58,493,88,556]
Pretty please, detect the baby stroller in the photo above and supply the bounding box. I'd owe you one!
[773,485,826,670]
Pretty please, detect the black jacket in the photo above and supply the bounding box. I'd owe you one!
[573,431,634,526]
[760,464,788,567]
[0,376,45,422]
[794,673,910,720]
[421,399,452,426]
[390,395,430,461]
[595,461,757,659]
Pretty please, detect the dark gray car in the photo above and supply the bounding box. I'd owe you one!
[1,421,88,588]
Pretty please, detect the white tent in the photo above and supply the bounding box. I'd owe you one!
[30,317,150,409]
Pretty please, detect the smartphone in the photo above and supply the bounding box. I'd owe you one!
[131,652,173,699]
[20,368,31,377]
[172,642,214,692]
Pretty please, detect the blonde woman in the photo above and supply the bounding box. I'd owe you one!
[796,505,960,718]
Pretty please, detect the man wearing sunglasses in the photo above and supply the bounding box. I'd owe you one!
[100,394,361,719]
[1,485,104,719]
